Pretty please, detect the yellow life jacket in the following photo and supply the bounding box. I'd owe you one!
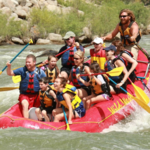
[118,21,141,46]
[57,84,82,110]
[90,48,106,70]
[45,67,57,83]
[39,87,55,108]
[90,74,110,95]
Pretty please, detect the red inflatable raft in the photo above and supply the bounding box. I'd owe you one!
[0,50,150,133]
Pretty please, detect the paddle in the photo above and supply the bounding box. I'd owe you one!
[135,42,150,61]
[62,106,71,131]
[80,67,123,77]
[109,77,150,113]
[0,87,19,92]
[0,39,33,75]
[128,78,149,104]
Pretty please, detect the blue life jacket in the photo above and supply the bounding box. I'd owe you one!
[71,66,88,88]
[19,67,43,94]
[61,46,77,66]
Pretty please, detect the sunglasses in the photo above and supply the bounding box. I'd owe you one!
[74,57,80,60]
[93,43,99,45]
[119,15,128,18]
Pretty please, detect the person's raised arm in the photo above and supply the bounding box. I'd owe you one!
[122,53,138,76]
[129,22,139,42]
[6,61,15,76]
[102,24,119,41]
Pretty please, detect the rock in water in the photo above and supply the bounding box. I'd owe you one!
[36,50,58,57]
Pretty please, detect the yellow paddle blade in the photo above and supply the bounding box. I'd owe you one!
[0,71,2,75]
[107,67,124,76]
[12,75,21,83]
[131,82,150,104]
[66,123,71,131]
[0,87,19,92]
[128,93,150,113]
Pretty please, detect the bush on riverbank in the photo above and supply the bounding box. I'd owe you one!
[0,0,150,40]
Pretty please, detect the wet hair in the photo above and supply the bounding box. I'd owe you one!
[119,9,135,22]
[90,62,101,73]
[74,50,84,59]
[39,77,49,84]
[47,55,59,75]
[57,77,67,87]
[112,40,125,53]
[26,54,36,62]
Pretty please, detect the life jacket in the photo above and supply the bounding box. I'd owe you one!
[61,46,79,67]
[57,85,82,110]
[104,57,126,82]
[118,21,141,46]
[119,50,136,82]
[71,65,88,88]
[39,86,56,109]
[19,67,42,94]
[90,48,106,70]
[90,74,111,97]
[44,66,57,83]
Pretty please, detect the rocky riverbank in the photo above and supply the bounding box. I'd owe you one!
[0,0,150,45]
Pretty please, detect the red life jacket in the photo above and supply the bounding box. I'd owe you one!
[26,74,35,93]
[66,47,74,66]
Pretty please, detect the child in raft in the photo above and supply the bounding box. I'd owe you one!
[76,62,112,110]
[35,77,57,122]
[52,77,86,124]
[41,55,59,83]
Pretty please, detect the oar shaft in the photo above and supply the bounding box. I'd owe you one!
[62,106,70,131]
[137,60,149,64]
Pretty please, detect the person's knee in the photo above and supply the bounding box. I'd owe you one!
[35,108,40,114]
[21,100,29,110]
[41,110,47,116]
[86,100,90,105]
[52,109,56,116]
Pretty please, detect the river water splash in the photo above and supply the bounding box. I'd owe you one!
[0,35,150,150]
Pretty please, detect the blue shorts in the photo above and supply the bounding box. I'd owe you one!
[75,102,86,118]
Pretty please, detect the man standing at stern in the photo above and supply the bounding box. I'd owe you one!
[102,9,141,60]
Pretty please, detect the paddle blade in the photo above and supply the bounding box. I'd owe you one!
[128,93,150,113]
[0,71,2,75]
[0,87,19,92]
[107,67,123,76]
[131,82,150,104]
[66,123,71,131]
[12,75,21,83]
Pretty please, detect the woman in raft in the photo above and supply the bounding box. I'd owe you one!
[76,62,112,110]
[69,50,91,99]
[52,77,85,124]
[112,40,138,83]
[104,45,129,94]
[41,55,59,83]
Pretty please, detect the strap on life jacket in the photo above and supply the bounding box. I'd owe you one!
[66,47,74,66]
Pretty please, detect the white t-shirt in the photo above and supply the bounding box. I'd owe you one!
[97,75,106,84]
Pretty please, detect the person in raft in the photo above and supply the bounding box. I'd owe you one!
[57,31,84,79]
[104,45,129,94]
[90,37,107,70]
[69,50,91,99]
[102,9,141,60]
[6,54,46,118]
[76,62,112,110]
[35,77,57,122]
[41,55,59,84]
[112,40,138,83]
[52,77,85,124]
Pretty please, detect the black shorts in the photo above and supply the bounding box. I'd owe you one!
[39,106,53,114]
[77,86,91,96]
[110,83,126,94]
[60,66,72,77]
